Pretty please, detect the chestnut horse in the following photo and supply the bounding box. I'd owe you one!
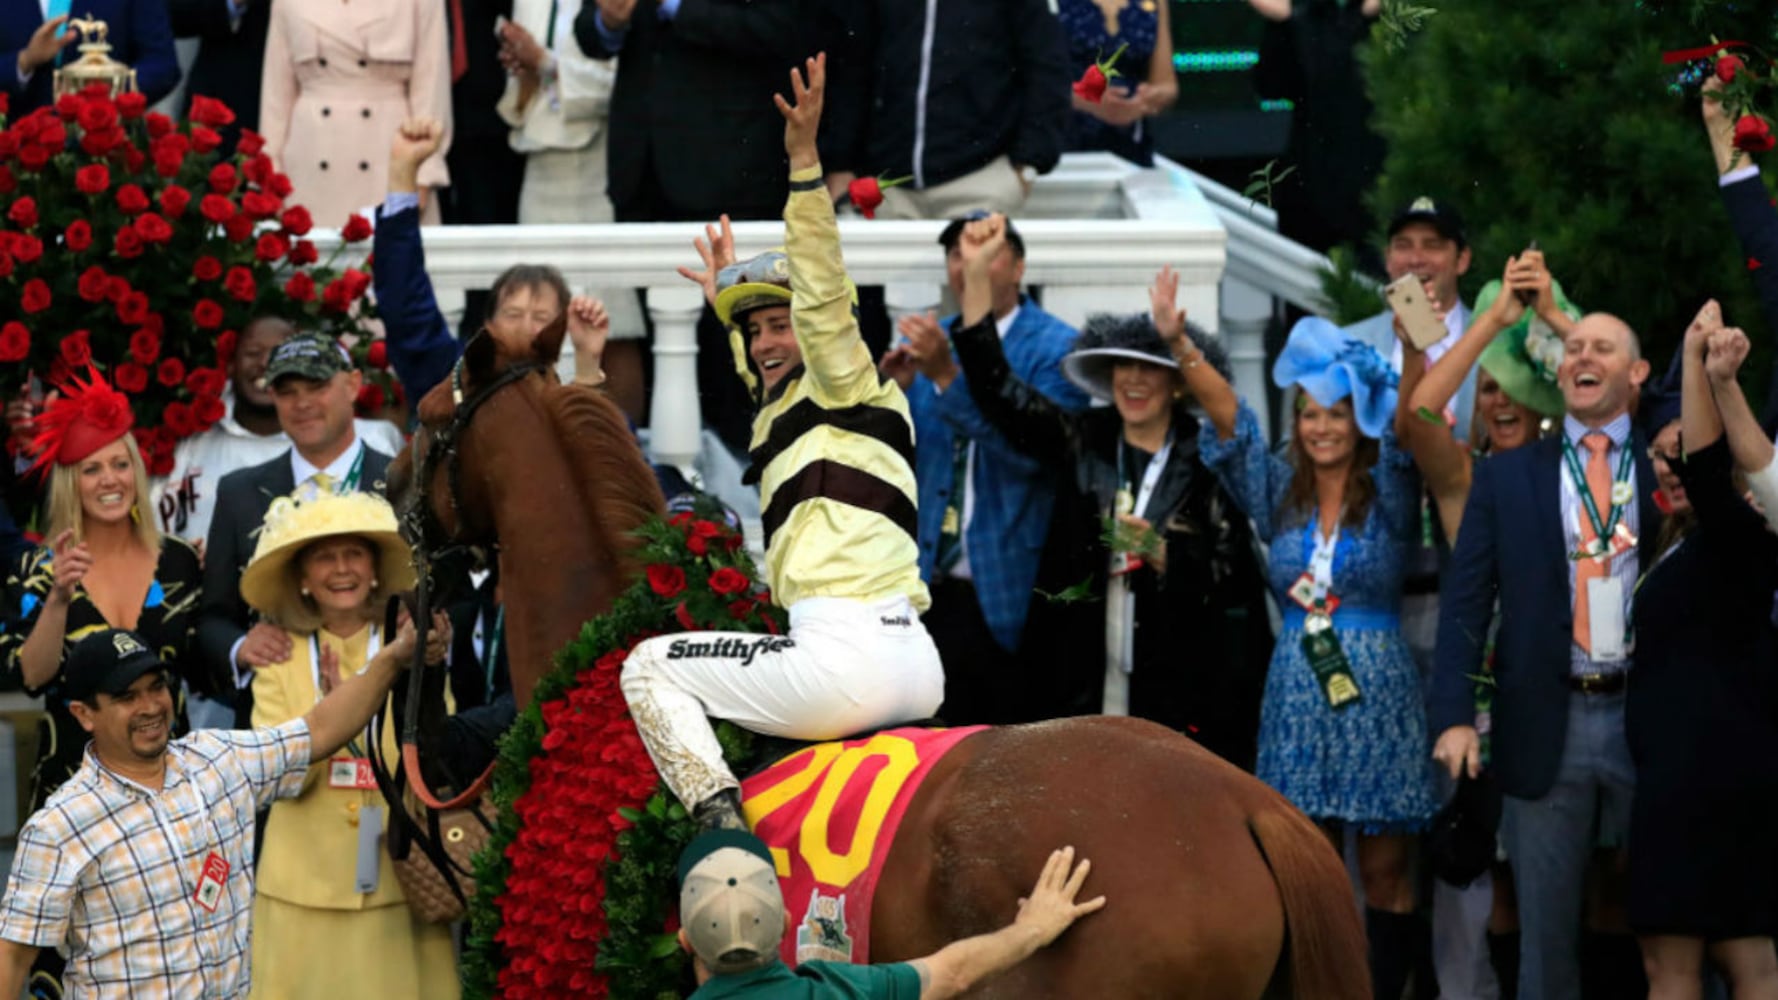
[392,325,1370,998]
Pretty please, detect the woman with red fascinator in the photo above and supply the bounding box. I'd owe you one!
[0,369,203,813]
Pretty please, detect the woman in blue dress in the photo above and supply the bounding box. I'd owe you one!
[1175,309,1437,997]
[1056,0,1178,166]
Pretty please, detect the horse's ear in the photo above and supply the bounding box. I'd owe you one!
[461,329,500,389]
[533,313,567,368]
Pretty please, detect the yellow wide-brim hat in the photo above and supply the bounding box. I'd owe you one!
[240,489,417,626]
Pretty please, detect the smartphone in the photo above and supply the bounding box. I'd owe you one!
[1385,274,1446,351]
[1515,239,1539,306]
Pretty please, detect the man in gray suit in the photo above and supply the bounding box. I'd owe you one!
[197,333,395,715]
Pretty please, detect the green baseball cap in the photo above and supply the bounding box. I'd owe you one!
[262,332,352,387]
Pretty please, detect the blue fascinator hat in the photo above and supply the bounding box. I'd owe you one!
[1273,317,1400,439]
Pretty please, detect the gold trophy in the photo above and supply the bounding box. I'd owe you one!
[52,17,138,99]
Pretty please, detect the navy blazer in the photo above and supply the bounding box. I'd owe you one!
[2,0,179,113]
[1431,429,1661,801]
[1718,174,1778,432]
[371,202,457,405]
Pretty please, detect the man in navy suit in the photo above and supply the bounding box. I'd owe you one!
[1431,313,1659,1000]
[4,2,178,114]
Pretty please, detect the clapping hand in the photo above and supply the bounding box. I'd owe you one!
[676,214,737,309]
[897,311,956,386]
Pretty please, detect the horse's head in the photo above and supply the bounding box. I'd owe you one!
[387,315,568,559]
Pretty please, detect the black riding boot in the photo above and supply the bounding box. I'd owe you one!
[693,788,748,832]
[1367,908,1421,1000]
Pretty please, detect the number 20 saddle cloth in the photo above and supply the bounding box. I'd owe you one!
[739,725,987,968]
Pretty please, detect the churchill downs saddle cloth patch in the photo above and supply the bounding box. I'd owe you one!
[741,725,987,967]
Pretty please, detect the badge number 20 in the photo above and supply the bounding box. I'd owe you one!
[744,733,920,887]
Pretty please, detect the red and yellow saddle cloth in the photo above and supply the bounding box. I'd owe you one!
[740,725,986,967]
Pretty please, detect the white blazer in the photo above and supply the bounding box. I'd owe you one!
[495,0,614,153]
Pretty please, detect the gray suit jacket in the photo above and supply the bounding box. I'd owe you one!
[196,447,393,694]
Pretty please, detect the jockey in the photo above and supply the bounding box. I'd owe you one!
[622,54,944,832]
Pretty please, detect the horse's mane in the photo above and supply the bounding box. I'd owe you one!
[537,380,666,573]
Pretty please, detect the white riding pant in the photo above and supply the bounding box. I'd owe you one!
[621,595,945,809]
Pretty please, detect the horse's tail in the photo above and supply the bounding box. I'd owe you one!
[1247,810,1370,1000]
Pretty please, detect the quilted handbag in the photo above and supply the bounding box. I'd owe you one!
[389,798,496,924]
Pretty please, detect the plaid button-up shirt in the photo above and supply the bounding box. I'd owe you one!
[0,719,311,999]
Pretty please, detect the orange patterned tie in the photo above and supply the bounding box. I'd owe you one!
[1572,431,1613,651]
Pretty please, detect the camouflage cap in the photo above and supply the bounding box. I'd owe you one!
[262,332,352,387]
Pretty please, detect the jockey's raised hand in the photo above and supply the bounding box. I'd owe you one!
[774,53,825,172]
[675,214,737,311]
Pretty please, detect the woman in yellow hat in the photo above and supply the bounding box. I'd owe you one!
[237,489,457,1000]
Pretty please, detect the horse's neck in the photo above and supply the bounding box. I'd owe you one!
[487,456,623,708]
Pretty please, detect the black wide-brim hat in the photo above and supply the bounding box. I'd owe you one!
[1060,313,1231,403]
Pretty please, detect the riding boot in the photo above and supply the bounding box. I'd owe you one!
[1486,931,1520,1000]
[693,789,748,832]
[1367,907,1420,1000]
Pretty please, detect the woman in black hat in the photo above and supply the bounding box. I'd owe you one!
[1625,307,1778,996]
[947,266,1272,768]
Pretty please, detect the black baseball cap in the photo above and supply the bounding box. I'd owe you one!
[1387,196,1467,249]
[938,210,1026,258]
[263,332,352,387]
[63,629,166,702]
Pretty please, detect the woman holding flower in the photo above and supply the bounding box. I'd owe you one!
[0,370,202,813]
[238,489,455,1000]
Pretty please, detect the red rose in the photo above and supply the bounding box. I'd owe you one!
[156,357,186,388]
[215,329,237,364]
[37,119,67,149]
[64,219,91,251]
[356,382,386,412]
[691,520,721,539]
[6,196,36,229]
[238,129,266,156]
[153,150,183,178]
[16,145,48,171]
[193,256,222,281]
[0,165,15,193]
[116,291,150,325]
[243,154,273,188]
[59,329,91,368]
[106,276,130,303]
[185,367,226,397]
[1736,114,1777,154]
[646,565,686,598]
[113,226,143,258]
[54,94,82,121]
[321,279,353,313]
[1072,44,1126,104]
[283,272,316,302]
[223,265,257,302]
[129,328,161,365]
[724,531,744,552]
[190,125,221,154]
[847,176,885,219]
[74,164,109,194]
[121,144,146,174]
[114,183,148,214]
[0,322,27,362]
[134,212,173,244]
[145,111,173,138]
[0,254,11,280]
[268,173,293,198]
[77,265,109,303]
[114,362,148,393]
[340,267,371,299]
[687,533,709,556]
[1717,54,1746,82]
[199,194,233,223]
[193,298,225,329]
[366,340,388,368]
[188,95,237,128]
[674,602,697,629]
[115,92,146,119]
[76,100,116,133]
[194,393,226,427]
[727,598,754,619]
[223,212,254,243]
[241,191,281,219]
[10,233,40,264]
[159,185,191,217]
[0,131,15,158]
[340,213,373,242]
[163,401,197,437]
[708,567,749,595]
[280,205,313,236]
[79,125,122,156]
[288,240,318,265]
[254,232,289,262]
[207,163,237,194]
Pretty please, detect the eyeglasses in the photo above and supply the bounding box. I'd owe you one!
[1646,444,1681,464]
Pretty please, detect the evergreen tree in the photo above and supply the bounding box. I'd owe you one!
[1363,0,1778,381]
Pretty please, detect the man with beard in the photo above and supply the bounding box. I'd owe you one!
[0,626,419,998]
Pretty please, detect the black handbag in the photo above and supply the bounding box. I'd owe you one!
[1427,772,1503,887]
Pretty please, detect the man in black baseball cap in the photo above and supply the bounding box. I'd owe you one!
[1387,195,1468,249]
[63,629,170,707]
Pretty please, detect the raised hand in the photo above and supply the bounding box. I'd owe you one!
[773,53,826,170]
[675,214,737,309]
[20,16,76,74]
[48,530,91,606]
[1149,266,1187,346]
[565,294,611,360]
[390,118,445,193]
[1684,298,1724,357]
[1705,326,1751,385]
[958,213,1008,274]
[1486,255,1529,329]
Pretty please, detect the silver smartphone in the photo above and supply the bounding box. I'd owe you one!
[1385,274,1445,351]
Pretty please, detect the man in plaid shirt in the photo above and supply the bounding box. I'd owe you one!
[0,623,423,998]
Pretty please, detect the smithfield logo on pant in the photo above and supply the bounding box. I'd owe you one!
[879,615,911,627]
[664,636,796,665]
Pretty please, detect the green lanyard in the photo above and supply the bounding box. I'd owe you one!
[1559,435,1634,543]
[339,446,365,492]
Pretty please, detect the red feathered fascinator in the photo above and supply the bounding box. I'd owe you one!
[27,366,134,477]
